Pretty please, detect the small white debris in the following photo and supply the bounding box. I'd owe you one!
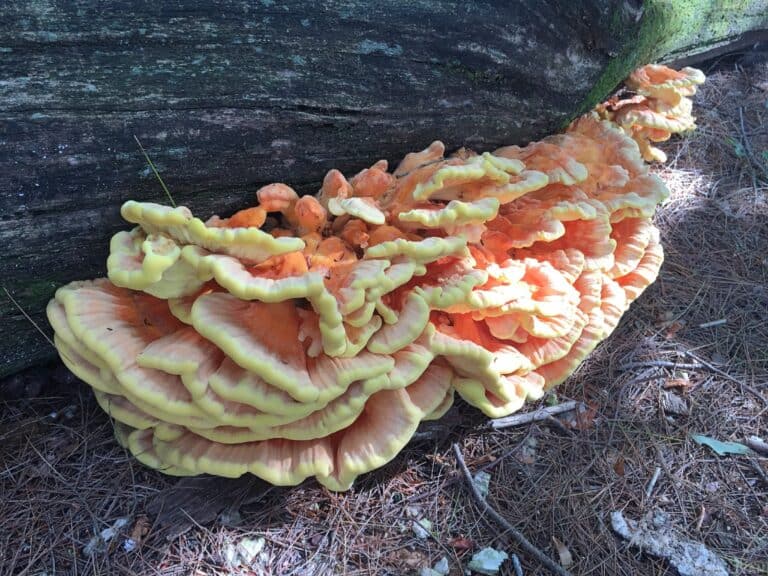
[433,556,450,574]
[100,517,129,541]
[224,536,266,568]
[412,518,433,539]
[404,505,421,518]
[420,556,450,576]
[467,547,508,575]
[611,510,728,576]
[472,471,491,500]
[705,481,720,493]
[83,517,130,556]
[223,542,239,566]
[123,538,137,553]
[238,536,265,564]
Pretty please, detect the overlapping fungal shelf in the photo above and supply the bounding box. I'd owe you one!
[47,66,703,490]
[598,64,705,162]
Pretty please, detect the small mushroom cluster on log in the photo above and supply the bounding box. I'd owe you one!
[598,65,705,162]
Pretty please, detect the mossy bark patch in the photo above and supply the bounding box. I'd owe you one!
[577,0,768,116]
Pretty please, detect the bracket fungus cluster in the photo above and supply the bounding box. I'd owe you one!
[598,64,705,162]
[48,65,703,490]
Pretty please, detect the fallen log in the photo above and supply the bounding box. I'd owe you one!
[1,0,767,377]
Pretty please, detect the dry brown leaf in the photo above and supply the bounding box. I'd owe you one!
[663,377,693,390]
[664,320,686,339]
[449,536,475,552]
[471,454,497,466]
[613,455,626,477]
[129,515,150,547]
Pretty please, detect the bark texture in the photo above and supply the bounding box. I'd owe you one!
[1,0,767,377]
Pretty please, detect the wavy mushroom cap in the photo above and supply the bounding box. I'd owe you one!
[598,64,705,162]
[626,64,705,104]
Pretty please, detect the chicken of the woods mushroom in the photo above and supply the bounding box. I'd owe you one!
[597,64,705,162]
[47,65,703,490]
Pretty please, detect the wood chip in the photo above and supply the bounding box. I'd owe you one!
[661,391,689,415]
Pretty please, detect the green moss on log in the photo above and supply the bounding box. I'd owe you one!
[577,0,768,117]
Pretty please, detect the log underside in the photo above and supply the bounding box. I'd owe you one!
[1,0,767,377]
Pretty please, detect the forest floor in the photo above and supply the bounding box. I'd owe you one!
[1,63,767,576]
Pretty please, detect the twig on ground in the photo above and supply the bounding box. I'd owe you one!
[622,352,766,405]
[452,443,572,576]
[623,372,664,387]
[621,360,704,371]
[407,430,533,505]
[697,319,727,328]
[747,460,768,487]
[695,505,707,531]
[490,401,578,430]
[645,466,662,499]
[544,415,575,437]
[745,436,768,456]
[680,350,736,382]
[511,553,524,576]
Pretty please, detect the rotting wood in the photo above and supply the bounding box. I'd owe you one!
[2,1,767,377]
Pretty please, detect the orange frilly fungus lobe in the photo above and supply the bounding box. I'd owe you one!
[47,64,702,490]
[598,64,705,162]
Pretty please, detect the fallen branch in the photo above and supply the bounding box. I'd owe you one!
[490,401,578,430]
[452,443,572,576]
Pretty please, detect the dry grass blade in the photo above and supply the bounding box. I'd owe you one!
[134,135,177,208]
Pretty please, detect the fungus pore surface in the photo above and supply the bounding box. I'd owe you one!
[48,65,702,490]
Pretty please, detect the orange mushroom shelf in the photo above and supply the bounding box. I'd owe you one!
[48,65,702,490]
[598,64,705,162]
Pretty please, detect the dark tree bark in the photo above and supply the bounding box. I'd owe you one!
[1,0,767,377]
